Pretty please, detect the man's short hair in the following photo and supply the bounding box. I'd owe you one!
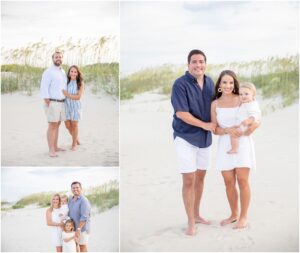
[52,51,63,59]
[71,181,82,188]
[187,49,207,64]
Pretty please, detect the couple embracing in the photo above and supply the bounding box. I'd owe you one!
[40,51,84,157]
[46,181,91,252]
[171,49,261,236]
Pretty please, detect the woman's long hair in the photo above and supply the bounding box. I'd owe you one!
[214,70,240,99]
[67,65,83,90]
[50,193,61,212]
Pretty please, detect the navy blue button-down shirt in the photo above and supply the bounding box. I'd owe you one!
[68,195,91,233]
[171,71,215,148]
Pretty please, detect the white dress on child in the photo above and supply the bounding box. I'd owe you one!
[62,231,77,252]
[51,207,63,247]
[215,106,256,171]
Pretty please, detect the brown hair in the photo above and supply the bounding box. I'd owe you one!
[52,51,63,59]
[67,65,83,90]
[71,181,82,188]
[188,49,207,64]
[214,70,240,99]
[50,193,61,212]
[64,219,75,232]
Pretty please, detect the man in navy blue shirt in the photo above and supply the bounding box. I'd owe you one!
[171,49,216,236]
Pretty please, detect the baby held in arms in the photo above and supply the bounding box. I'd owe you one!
[59,195,70,223]
[227,82,261,154]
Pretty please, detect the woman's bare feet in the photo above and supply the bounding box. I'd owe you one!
[233,217,248,229]
[227,149,237,154]
[220,215,238,226]
[185,224,197,236]
[195,216,211,225]
[55,147,66,152]
[77,140,80,145]
[71,145,77,151]
[49,152,58,157]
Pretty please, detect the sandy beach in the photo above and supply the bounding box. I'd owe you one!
[120,92,299,252]
[1,205,119,252]
[1,86,118,166]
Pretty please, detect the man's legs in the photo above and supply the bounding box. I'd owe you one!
[194,169,210,224]
[79,245,87,252]
[47,122,59,157]
[220,169,239,226]
[182,172,196,235]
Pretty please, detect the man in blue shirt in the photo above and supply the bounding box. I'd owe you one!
[171,49,216,236]
[68,181,91,252]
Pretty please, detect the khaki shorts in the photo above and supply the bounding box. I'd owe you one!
[78,231,89,245]
[44,101,66,122]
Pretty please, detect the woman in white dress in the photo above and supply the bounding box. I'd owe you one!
[46,194,64,252]
[211,70,259,229]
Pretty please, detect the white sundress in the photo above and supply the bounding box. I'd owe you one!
[215,106,256,171]
[62,231,77,252]
[50,208,63,247]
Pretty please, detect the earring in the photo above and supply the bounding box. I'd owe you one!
[218,88,222,92]
[233,89,235,93]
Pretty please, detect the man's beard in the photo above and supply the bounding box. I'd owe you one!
[53,60,62,66]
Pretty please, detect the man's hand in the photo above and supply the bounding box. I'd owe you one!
[62,90,68,96]
[75,229,81,238]
[44,99,50,107]
[202,122,216,132]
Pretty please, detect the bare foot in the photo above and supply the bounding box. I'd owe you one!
[185,225,197,236]
[55,147,66,152]
[220,216,238,226]
[49,152,58,157]
[71,145,77,151]
[77,140,80,145]
[195,216,211,225]
[227,149,237,154]
[233,217,248,229]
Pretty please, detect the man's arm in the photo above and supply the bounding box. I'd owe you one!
[40,70,50,105]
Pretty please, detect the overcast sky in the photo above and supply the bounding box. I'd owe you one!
[120,1,299,75]
[2,167,119,202]
[1,1,119,49]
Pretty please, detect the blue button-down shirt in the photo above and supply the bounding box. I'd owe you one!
[171,71,215,148]
[68,195,91,233]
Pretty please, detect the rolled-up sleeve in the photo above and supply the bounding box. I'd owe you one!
[40,70,50,99]
[171,81,189,112]
[80,198,91,222]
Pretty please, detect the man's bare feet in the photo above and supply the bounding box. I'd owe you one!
[195,216,211,225]
[185,225,197,236]
[55,147,66,152]
[71,145,77,151]
[227,149,237,154]
[49,152,58,157]
[77,140,80,145]
[220,215,238,226]
[233,217,248,229]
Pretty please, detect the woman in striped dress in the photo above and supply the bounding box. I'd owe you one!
[62,65,84,150]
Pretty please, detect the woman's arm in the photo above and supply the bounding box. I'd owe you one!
[46,209,62,227]
[63,82,85,100]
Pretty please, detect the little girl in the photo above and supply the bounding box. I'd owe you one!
[227,82,261,154]
[62,219,78,252]
[59,195,69,223]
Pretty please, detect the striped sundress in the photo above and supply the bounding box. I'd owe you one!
[65,80,82,121]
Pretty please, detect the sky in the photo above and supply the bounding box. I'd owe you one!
[1,167,119,202]
[1,1,119,49]
[120,1,299,75]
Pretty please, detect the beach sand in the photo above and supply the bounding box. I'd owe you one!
[1,205,119,252]
[1,87,118,166]
[120,91,299,252]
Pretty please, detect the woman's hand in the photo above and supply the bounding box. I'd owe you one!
[226,126,242,138]
[62,90,68,96]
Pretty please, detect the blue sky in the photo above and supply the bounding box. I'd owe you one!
[1,167,119,202]
[120,1,299,75]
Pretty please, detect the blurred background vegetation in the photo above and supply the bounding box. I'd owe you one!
[1,36,119,97]
[120,55,299,107]
[1,180,119,213]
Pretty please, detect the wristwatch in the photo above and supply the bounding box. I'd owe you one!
[224,128,228,134]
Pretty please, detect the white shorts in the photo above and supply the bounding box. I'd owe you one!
[78,231,89,245]
[174,136,211,173]
[44,101,66,123]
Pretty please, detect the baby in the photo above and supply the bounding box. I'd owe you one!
[227,82,261,154]
[59,194,70,223]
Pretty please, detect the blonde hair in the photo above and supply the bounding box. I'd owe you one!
[240,82,257,97]
[50,193,61,212]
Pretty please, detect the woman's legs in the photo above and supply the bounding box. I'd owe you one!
[70,121,79,150]
[56,246,62,252]
[234,167,250,229]
[220,169,239,225]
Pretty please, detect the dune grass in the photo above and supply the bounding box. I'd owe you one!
[120,55,299,106]
[3,180,119,213]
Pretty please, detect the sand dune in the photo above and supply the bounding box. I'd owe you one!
[1,87,118,166]
[1,205,119,252]
[120,92,298,252]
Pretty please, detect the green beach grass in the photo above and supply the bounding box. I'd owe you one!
[120,55,299,106]
[2,180,119,213]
